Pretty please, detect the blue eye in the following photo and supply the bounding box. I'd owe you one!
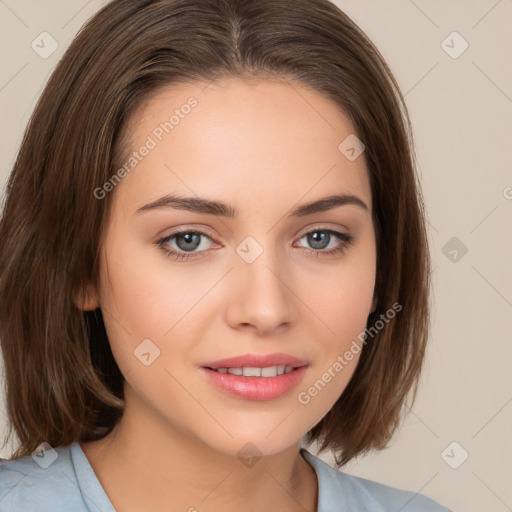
[156,230,214,261]
[295,230,354,256]
[156,228,354,261]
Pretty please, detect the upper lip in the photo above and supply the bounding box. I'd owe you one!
[201,352,309,370]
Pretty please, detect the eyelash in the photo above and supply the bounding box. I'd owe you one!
[155,227,354,262]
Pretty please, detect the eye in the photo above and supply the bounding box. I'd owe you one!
[156,230,215,261]
[295,228,354,257]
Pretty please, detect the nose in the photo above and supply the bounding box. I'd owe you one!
[224,248,298,336]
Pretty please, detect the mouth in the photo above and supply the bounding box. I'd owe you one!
[204,364,304,377]
[199,353,310,400]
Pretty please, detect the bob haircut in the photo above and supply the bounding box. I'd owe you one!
[0,0,431,467]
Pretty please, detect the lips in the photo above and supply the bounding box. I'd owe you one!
[200,352,310,400]
[201,352,309,370]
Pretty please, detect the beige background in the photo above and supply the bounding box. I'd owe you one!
[1,1,511,511]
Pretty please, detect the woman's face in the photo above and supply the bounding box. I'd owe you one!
[91,77,376,457]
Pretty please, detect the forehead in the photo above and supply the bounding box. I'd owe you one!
[114,77,371,215]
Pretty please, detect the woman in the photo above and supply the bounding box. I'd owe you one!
[0,0,450,510]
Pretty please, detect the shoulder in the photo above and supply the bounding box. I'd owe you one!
[0,444,88,512]
[339,473,452,512]
[300,449,452,512]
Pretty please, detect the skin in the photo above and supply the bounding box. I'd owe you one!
[78,76,377,512]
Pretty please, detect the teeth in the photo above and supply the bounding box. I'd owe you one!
[261,366,277,377]
[215,365,296,377]
[243,367,262,377]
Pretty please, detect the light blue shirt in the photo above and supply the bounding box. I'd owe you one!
[0,442,452,511]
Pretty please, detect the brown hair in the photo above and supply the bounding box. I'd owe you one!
[0,0,431,467]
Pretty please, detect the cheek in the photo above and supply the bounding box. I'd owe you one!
[303,247,376,347]
[98,263,167,337]
[295,239,376,407]
[96,237,225,381]
[98,235,203,335]
[96,240,184,373]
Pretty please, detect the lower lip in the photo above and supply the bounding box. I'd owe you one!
[200,366,309,401]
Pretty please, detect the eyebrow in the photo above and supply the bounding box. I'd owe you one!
[135,193,369,217]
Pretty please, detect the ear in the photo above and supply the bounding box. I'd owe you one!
[370,295,377,314]
[73,280,100,311]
